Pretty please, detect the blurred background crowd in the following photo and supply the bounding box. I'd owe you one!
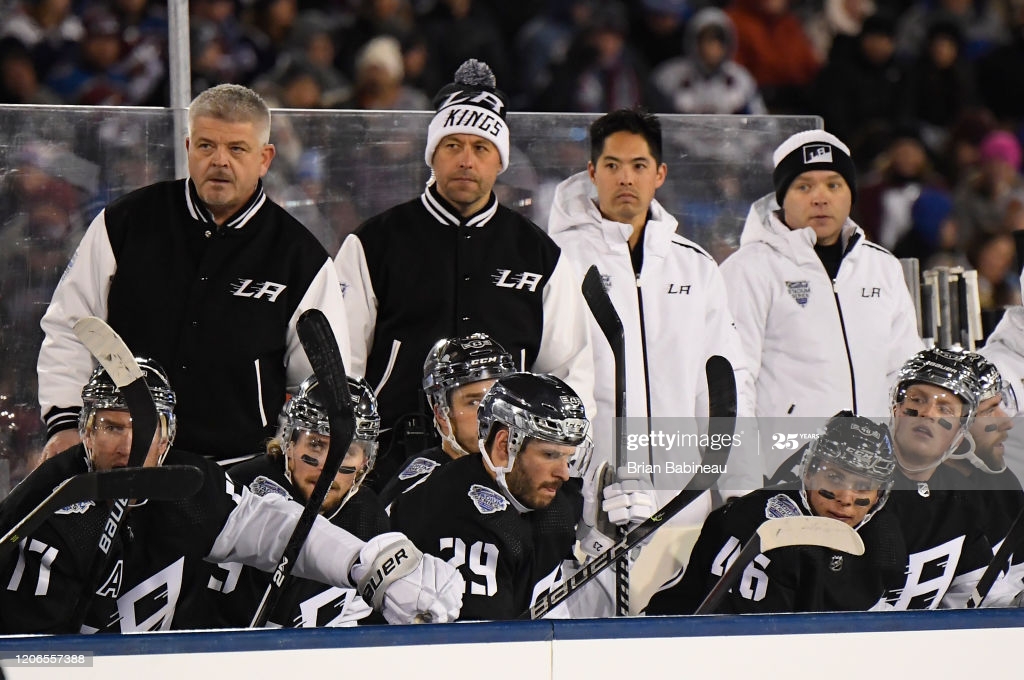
[3,0,1024,484]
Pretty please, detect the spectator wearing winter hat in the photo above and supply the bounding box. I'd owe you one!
[650,6,766,115]
[720,128,923,481]
[333,59,595,491]
[341,35,430,111]
[953,129,1024,248]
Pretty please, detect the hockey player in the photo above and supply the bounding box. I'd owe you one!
[379,333,517,506]
[36,84,349,464]
[547,107,757,519]
[0,360,463,633]
[978,304,1024,483]
[334,58,595,490]
[388,372,593,620]
[644,413,905,614]
[880,347,1018,608]
[720,129,923,480]
[942,353,1024,599]
[212,374,392,627]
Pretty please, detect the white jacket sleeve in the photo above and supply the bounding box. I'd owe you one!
[532,254,597,422]
[207,486,363,588]
[284,259,354,388]
[37,211,117,430]
[333,234,376,379]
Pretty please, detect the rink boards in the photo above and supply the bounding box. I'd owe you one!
[0,609,1021,678]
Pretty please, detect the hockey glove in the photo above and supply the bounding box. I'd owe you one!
[602,466,657,527]
[351,532,464,624]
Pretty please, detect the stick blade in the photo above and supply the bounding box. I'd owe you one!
[756,516,865,556]
[73,316,143,387]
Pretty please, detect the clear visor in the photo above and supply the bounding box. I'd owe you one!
[897,385,967,421]
[804,459,887,494]
[290,429,376,475]
[531,433,593,479]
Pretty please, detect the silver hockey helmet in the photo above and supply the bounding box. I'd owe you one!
[800,412,896,525]
[79,356,177,465]
[423,332,517,456]
[891,347,981,426]
[280,375,380,501]
[952,353,1014,473]
[422,333,517,411]
[477,373,592,510]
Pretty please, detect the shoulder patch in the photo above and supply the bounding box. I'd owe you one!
[765,493,803,519]
[468,483,509,515]
[398,457,440,481]
[55,500,94,515]
[249,475,291,500]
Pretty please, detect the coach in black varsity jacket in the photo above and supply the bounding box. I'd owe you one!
[37,84,349,464]
[334,60,595,487]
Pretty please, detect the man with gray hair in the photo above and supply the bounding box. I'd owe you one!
[37,83,350,465]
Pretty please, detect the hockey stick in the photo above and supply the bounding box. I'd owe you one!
[249,308,356,627]
[580,264,630,616]
[526,355,737,619]
[69,316,159,629]
[693,516,865,615]
[967,504,1024,607]
[0,465,203,561]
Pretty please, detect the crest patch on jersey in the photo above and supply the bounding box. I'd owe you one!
[765,493,802,519]
[55,500,94,515]
[398,457,440,481]
[249,475,291,500]
[786,280,810,307]
[829,554,844,572]
[468,484,508,514]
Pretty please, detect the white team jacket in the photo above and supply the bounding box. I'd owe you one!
[547,171,758,509]
[721,194,923,476]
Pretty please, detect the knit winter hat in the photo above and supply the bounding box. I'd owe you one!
[772,129,858,205]
[424,59,509,173]
[979,130,1022,170]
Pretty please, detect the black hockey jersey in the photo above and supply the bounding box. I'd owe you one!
[379,446,451,507]
[644,489,907,615]
[0,447,243,633]
[881,466,998,609]
[212,455,390,627]
[388,454,581,620]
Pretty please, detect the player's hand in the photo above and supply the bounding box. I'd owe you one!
[351,532,464,624]
[39,430,82,466]
[602,466,657,528]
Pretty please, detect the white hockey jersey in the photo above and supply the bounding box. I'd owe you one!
[720,194,923,477]
[547,171,758,513]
